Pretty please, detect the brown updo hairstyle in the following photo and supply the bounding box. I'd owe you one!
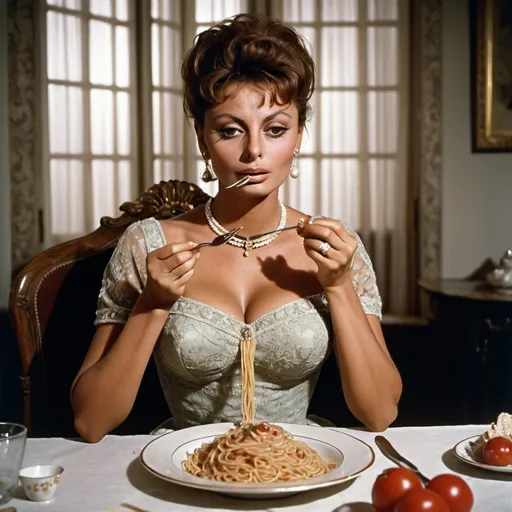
[181,14,315,127]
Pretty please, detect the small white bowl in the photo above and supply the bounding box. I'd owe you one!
[19,464,64,502]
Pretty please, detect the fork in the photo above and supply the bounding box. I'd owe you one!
[246,224,300,241]
[225,175,251,189]
[196,227,243,248]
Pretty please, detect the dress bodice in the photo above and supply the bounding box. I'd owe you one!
[95,217,382,429]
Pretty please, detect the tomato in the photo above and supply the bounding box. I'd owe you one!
[393,488,450,512]
[427,474,474,512]
[255,423,270,433]
[482,437,512,467]
[371,468,424,512]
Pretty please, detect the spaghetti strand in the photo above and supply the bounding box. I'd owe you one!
[240,327,255,425]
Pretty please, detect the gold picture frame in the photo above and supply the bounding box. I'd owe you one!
[472,0,512,151]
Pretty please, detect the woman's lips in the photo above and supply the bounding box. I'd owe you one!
[241,174,269,184]
[236,169,270,184]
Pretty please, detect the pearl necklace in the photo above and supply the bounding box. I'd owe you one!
[204,198,287,256]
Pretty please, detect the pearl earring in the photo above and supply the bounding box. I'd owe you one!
[201,154,217,183]
[289,148,300,179]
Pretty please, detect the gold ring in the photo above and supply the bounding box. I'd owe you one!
[319,241,331,256]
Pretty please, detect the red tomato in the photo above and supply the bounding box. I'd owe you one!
[427,474,474,512]
[482,437,512,467]
[371,468,424,512]
[393,488,450,512]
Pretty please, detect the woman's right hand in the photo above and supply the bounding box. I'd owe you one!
[141,242,200,310]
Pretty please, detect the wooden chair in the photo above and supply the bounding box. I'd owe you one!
[9,180,210,437]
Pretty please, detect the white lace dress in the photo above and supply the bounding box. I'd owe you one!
[95,218,382,430]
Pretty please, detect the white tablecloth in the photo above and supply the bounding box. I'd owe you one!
[9,425,512,512]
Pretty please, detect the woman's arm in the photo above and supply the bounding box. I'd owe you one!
[71,231,200,443]
[70,297,169,443]
[299,217,402,431]
[325,286,402,431]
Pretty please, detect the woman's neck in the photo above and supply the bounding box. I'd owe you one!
[209,192,283,237]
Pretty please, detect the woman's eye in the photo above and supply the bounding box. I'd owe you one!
[267,126,289,138]
[219,127,241,138]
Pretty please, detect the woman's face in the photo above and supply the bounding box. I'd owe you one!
[196,83,303,195]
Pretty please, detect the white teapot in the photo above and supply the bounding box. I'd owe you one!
[487,249,512,294]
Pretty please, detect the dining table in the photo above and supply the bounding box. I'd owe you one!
[7,424,512,512]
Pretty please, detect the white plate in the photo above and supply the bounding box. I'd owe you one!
[140,422,375,499]
[453,435,512,473]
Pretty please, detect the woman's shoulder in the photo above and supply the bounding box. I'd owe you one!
[114,217,167,255]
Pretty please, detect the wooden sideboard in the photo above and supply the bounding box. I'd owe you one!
[419,279,512,424]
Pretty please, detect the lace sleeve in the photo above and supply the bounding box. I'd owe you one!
[94,223,149,325]
[347,228,383,320]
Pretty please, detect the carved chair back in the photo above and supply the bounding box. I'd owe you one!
[9,180,210,437]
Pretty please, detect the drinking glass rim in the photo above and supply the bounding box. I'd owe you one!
[0,422,27,439]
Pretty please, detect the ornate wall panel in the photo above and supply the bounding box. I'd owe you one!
[419,0,442,280]
[8,0,39,271]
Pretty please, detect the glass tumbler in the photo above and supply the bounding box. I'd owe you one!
[0,422,27,504]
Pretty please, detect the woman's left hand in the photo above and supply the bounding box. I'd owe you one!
[298,216,358,291]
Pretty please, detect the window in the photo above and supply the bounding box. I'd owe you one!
[41,0,408,311]
[44,0,137,240]
[275,0,400,237]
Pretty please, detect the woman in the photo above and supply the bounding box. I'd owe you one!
[71,14,402,443]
